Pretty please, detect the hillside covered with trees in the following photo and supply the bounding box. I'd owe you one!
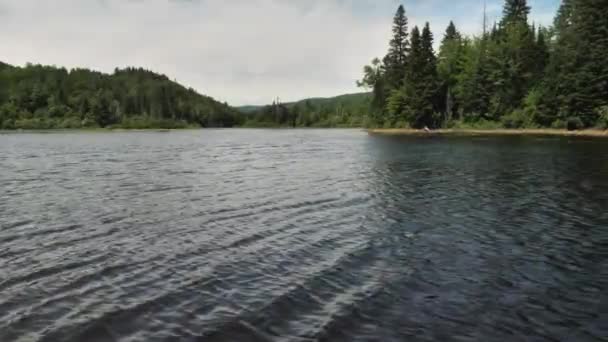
[360,0,608,130]
[0,63,241,129]
[240,93,372,127]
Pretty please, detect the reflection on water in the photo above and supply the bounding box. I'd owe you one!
[1,130,607,341]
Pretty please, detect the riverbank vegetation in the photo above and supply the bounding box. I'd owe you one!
[359,0,608,130]
[0,63,240,129]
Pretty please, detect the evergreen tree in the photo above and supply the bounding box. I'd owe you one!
[490,22,499,40]
[456,37,493,120]
[443,21,461,44]
[360,0,608,130]
[542,0,608,126]
[554,0,574,34]
[487,0,536,119]
[421,22,441,121]
[534,27,549,78]
[406,26,422,90]
[387,26,420,126]
[0,63,241,129]
[501,0,531,26]
[568,0,608,124]
[438,22,465,121]
[398,24,440,128]
[357,58,387,125]
[383,5,410,89]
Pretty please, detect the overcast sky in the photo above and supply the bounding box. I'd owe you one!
[0,0,560,106]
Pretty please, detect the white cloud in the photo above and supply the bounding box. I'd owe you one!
[0,0,559,105]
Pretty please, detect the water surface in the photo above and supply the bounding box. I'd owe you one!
[1,129,607,341]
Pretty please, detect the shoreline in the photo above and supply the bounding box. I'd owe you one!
[2,127,608,137]
[0,128,202,134]
[367,128,608,138]
[0,127,360,134]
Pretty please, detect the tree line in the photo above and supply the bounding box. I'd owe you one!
[359,0,608,130]
[0,60,372,130]
[242,93,372,128]
[2,0,606,130]
[0,63,241,129]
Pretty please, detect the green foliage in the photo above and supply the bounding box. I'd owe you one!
[396,23,441,128]
[486,19,538,119]
[455,38,493,120]
[385,87,406,126]
[501,109,537,128]
[566,117,584,131]
[242,93,373,128]
[541,0,608,127]
[361,0,607,130]
[110,116,195,129]
[551,119,567,129]
[383,5,410,89]
[438,21,465,121]
[0,63,240,129]
[501,0,530,26]
[595,106,608,129]
[357,58,387,118]
[448,119,503,130]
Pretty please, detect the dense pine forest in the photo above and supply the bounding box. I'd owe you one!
[360,0,608,130]
[0,63,240,129]
[1,0,607,130]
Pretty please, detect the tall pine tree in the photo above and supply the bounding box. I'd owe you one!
[438,21,464,121]
[488,0,536,119]
[400,23,440,128]
[568,0,608,124]
[456,37,493,120]
[361,0,608,129]
[543,0,608,126]
[501,0,531,26]
[421,23,440,124]
[383,5,410,89]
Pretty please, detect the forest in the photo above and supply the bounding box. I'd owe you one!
[1,0,607,130]
[0,63,240,129]
[359,0,608,130]
[239,93,372,128]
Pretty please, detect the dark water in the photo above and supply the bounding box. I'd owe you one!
[1,129,607,342]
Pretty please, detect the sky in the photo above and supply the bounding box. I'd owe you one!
[0,0,560,106]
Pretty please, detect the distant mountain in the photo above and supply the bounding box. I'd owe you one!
[0,62,240,129]
[0,61,12,70]
[236,105,265,113]
[237,92,372,113]
[288,92,372,109]
[238,92,373,127]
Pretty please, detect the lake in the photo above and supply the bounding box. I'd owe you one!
[1,129,607,342]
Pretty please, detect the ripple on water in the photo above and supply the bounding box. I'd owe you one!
[0,130,607,342]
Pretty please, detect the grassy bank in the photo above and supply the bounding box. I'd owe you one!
[368,128,608,138]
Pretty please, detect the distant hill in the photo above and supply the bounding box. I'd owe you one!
[239,92,373,127]
[0,61,12,71]
[288,92,372,109]
[0,61,241,129]
[237,92,372,113]
[236,105,264,114]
